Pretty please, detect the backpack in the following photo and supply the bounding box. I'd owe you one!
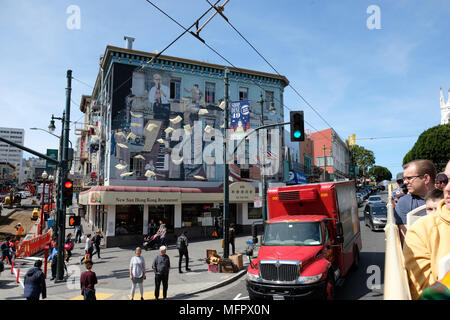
[177,236,187,250]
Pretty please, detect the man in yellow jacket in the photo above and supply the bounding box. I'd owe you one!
[403,160,450,299]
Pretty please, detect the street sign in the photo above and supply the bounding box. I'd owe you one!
[45,149,58,174]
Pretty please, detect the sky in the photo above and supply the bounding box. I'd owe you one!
[1,0,449,178]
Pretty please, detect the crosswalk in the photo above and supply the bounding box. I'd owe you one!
[70,290,167,300]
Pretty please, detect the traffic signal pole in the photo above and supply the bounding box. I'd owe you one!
[56,70,72,282]
[223,68,230,259]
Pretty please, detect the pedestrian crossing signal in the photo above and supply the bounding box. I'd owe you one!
[68,215,80,227]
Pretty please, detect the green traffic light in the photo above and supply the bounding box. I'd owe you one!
[294,131,301,139]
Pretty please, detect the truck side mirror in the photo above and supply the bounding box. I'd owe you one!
[336,222,344,244]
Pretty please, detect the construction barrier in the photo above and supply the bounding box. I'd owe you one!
[383,184,411,300]
[14,229,52,258]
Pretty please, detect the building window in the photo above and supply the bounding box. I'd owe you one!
[205,82,216,104]
[170,78,181,101]
[116,205,143,235]
[239,87,248,100]
[182,204,214,227]
[248,203,262,219]
[130,153,145,177]
[265,90,274,109]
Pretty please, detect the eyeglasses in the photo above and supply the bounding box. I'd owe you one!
[403,175,423,182]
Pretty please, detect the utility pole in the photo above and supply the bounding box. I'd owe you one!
[323,144,327,182]
[259,94,267,221]
[223,67,230,259]
[56,70,72,282]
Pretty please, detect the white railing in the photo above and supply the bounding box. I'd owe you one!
[383,183,412,300]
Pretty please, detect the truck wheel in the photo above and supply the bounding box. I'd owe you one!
[324,273,335,300]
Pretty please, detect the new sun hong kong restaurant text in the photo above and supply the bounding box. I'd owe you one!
[76,45,288,247]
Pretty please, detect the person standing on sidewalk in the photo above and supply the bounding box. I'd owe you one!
[92,230,103,259]
[80,234,93,264]
[129,247,146,300]
[23,260,46,301]
[152,246,170,300]
[80,260,97,300]
[176,231,191,273]
[229,223,236,255]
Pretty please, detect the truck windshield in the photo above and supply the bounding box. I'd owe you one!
[263,222,322,246]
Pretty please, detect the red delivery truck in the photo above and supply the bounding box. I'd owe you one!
[246,181,362,300]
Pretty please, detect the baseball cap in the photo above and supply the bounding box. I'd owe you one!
[436,173,448,184]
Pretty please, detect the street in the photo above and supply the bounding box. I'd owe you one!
[185,191,388,300]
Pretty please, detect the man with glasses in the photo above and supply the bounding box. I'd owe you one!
[435,173,448,191]
[394,159,436,245]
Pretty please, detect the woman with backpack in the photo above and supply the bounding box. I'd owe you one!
[177,231,191,273]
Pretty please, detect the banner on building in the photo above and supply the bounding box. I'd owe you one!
[230,100,250,140]
[287,170,308,185]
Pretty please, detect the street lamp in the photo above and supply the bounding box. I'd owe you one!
[258,93,276,221]
[39,171,48,235]
[48,119,56,133]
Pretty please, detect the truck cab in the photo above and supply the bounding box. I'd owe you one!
[246,181,362,300]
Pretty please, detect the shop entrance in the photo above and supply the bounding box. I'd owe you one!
[148,205,174,233]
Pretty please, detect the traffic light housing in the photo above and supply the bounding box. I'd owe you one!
[68,215,80,227]
[290,111,304,141]
[63,178,73,206]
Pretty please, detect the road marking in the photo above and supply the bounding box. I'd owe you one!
[127,290,167,300]
[71,292,114,300]
[233,293,249,300]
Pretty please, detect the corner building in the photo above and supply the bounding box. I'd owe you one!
[79,45,289,247]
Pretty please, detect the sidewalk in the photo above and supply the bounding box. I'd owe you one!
[0,230,256,300]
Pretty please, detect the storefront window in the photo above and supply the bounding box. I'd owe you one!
[148,205,174,233]
[182,204,214,227]
[248,203,262,220]
[116,205,143,235]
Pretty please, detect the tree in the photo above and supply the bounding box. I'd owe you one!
[368,165,392,183]
[350,145,376,178]
[403,124,450,172]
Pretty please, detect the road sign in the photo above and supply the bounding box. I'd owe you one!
[45,149,58,174]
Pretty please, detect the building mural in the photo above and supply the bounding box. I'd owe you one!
[110,64,225,182]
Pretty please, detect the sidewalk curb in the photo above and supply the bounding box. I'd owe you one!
[178,267,248,298]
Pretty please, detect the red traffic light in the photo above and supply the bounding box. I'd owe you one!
[64,181,73,189]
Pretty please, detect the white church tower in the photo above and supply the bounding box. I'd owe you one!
[440,88,450,125]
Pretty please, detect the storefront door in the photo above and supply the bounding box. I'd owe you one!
[148,205,174,233]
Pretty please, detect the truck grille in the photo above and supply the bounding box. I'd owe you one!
[279,191,300,201]
[260,261,300,282]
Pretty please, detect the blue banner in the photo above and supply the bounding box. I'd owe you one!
[230,100,250,140]
[287,171,308,185]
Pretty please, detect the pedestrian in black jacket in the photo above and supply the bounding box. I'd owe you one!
[176,231,191,273]
[92,230,103,259]
[152,246,170,300]
[24,260,46,301]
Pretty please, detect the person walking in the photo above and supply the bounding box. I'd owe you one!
[49,242,58,281]
[1,237,12,264]
[152,246,170,300]
[129,247,146,300]
[156,220,167,247]
[74,223,83,243]
[80,234,93,264]
[23,260,46,301]
[80,260,97,300]
[229,223,236,255]
[176,231,191,273]
[65,233,74,263]
[92,230,103,259]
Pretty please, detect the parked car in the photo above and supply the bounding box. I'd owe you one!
[367,195,384,204]
[364,202,387,231]
[356,193,363,207]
